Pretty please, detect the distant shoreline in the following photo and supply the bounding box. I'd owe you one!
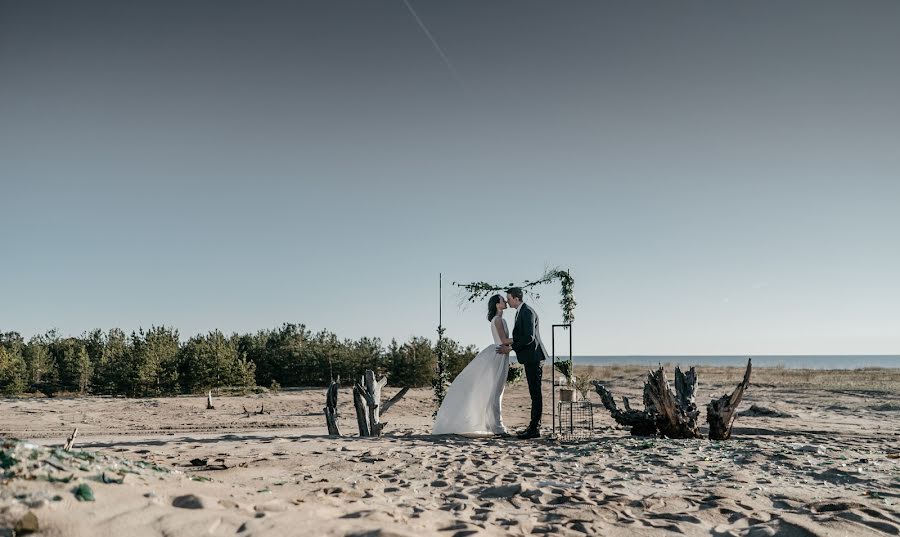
[569,355,900,369]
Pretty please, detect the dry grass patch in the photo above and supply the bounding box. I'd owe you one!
[574,364,900,394]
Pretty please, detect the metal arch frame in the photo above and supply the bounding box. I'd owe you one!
[550,323,572,438]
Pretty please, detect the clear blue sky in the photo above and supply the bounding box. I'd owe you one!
[2,1,898,355]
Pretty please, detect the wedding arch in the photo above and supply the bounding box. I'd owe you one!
[454,267,576,324]
[433,268,576,416]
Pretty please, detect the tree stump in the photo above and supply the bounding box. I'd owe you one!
[324,377,341,436]
[595,365,701,438]
[644,366,701,439]
[364,370,387,437]
[349,369,409,437]
[595,361,753,440]
[707,359,752,440]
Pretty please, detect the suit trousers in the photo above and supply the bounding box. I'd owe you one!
[523,360,543,430]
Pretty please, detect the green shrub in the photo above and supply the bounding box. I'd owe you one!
[0,324,477,396]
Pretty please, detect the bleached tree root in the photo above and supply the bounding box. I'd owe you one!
[595,360,751,440]
[707,359,752,440]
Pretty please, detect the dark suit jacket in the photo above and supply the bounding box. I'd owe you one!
[511,303,548,365]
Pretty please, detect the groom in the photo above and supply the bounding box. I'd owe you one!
[500,287,548,439]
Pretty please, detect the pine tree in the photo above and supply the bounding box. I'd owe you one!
[24,333,57,391]
[0,346,26,395]
[52,338,91,394]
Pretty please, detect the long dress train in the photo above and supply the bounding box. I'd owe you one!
[433,317,509,436]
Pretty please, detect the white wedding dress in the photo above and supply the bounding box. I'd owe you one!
[433,316,509,436]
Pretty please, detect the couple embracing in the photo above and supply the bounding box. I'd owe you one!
[433,287,547,440]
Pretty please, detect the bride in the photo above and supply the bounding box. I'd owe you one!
[433,294,512,436]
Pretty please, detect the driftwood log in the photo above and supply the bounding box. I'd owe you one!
[243,404,271,417]
[349,369,409,437]
[592,382,657,436]
[381,386,410,416]
[364,370,387,436]
[324,377,341,436]
[595,360,752,440]
[352,383,370,436]
[707,359,752,440]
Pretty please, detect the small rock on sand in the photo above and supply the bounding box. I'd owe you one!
[172,494,206,509]
[15,511,40,535]
[738,404,798,418]
[479,483,524,498]
[346,530,415,537]
[791,443,826,454]
[254,499,290,512]
[808,500,865,512]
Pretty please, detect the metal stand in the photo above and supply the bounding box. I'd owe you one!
[558,401,594,441]
[551,323,572,439]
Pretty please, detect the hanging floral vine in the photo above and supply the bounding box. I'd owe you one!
[432,324,449,416]
[454,267,576,324]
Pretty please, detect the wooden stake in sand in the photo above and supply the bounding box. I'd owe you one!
[707,359,753,440]
[324,377,341,436]
[364,370,387,436]
[63,428,79,451]
[206,390,215,410]
[352,383,370,437]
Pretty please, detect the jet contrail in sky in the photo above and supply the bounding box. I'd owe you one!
[402,0,467,93]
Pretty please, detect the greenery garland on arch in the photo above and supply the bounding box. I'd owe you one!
[454,267,576,324]
[432,323,449,417]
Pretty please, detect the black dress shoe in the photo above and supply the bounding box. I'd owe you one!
[516,428,541,440]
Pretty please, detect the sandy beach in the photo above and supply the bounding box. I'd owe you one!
[2,366,899,536]
[5,0,899,534]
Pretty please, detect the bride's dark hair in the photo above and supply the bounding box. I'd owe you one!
[487,294,502,321]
